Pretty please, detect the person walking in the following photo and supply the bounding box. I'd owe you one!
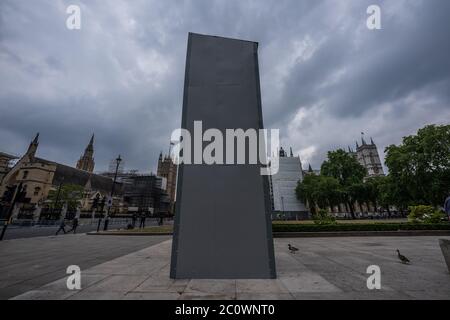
[139,213,146,229]
[444,193,450,221]
[56,218,66,235]
[67,217,79,234]
[132,213,137,228]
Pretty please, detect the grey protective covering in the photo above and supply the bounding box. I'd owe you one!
[170,33,276,279]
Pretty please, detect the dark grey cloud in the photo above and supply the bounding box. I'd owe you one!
[1,0,449,172]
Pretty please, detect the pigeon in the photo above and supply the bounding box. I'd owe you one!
[288,244,299,254]
[396,249,410,264]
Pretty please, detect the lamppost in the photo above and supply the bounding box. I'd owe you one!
[103,155,122,231]
[96,196,106,232]
[51,178,64,220]
[0,182,24,241]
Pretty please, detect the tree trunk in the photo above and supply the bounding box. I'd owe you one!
[309,201,317,216]
[348,201,356,219]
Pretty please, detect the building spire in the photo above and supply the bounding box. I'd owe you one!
[370,137,375,145]
[32,132,39,144]
[85,133,94,153]
[76,134,95,172]
[290,147,293,157]
[308,163,313,173]
[26,132,40,159]
[361,132,367,145]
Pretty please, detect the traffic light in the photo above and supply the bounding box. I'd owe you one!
[1,185,17,203]
[92,194,100,209]
[16,187,28,203]
[100,196,106,211]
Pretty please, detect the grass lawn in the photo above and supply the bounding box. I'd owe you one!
[272,218,409,225]
[112,225,173,233]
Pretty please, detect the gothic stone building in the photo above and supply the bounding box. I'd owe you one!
[349,136,385,177]
[157,152,177,214]
[0,133,116,218]
[0,152,17,182]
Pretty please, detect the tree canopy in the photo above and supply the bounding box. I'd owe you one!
[385,124,450,207]
[47,184,84,212]
[320,149,367,218]
[321,149,367,186]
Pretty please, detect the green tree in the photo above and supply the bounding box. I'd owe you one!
[47,184,84,213]
[296,174,341,214]
[385,124,450,207]
[370,175,391,215]
[318,175,342,210]
[321,149,367,219]
[347,182,369,213]
[296,174,320,215]
[408,205,446,223]
[312,209,337,225]
[364,176,388,212]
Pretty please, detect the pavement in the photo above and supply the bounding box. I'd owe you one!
[0,218,163,240]
[0,234,170,299]
[8,235,450,300]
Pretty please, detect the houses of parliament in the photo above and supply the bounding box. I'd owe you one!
[0,134,115,214]
[0,133,178,219]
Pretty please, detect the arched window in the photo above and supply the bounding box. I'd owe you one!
[23,170,29,179]
[34,187,41,196]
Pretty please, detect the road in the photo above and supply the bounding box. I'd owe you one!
[1,218,162,240]
[0,234,171,299]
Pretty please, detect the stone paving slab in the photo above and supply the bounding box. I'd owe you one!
[10,236,450,300]
[0,234,170,299]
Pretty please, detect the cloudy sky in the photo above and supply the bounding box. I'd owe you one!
[1,0,449,173]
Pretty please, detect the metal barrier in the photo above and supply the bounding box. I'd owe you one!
[8,217,132,228]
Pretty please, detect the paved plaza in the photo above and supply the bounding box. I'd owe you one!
[7,235,450,300]
[0,234,170,299]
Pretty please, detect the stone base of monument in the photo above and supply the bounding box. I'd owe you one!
[439,239,450,273]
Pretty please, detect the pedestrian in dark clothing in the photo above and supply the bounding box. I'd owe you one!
[139,213,146,229]
[158,216,163,226]
[67,217,79,234]
[132,213,137,228]
[56,219,66,235]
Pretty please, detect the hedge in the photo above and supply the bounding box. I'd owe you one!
[272,223,450,233]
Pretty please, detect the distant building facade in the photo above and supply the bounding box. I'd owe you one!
[269,147,309,220]
[349,135,385,177]
[0,133,117,220]
[0,152,17,182]
[157,152,177,214]
[122,174,170,215]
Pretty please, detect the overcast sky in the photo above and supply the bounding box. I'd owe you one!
[1,0,449,173]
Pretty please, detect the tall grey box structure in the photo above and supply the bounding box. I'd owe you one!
[170,33,276,279]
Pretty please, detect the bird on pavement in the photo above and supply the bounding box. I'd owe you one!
[288,244,299,254]
[397,249,410,264]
